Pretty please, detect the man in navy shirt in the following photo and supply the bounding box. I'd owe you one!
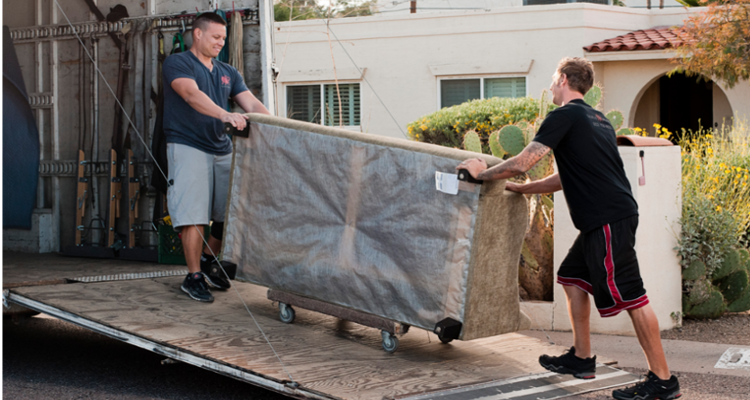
[163,12,270,303]
[457,58,680,400]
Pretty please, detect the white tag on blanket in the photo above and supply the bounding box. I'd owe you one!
[435,171,459,195]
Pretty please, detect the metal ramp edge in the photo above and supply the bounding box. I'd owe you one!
[2,290,338,400]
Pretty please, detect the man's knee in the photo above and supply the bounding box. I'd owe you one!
[211,221,224,241]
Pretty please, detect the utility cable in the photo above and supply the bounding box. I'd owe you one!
[53,0,297,385]
[313,7,407,138]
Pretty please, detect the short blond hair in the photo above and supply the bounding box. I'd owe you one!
[556,57,594,95]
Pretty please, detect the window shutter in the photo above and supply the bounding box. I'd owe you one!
[286,85,321,124]
[324,83,360,126]
[440,79,481,108]
[484,77,526,99]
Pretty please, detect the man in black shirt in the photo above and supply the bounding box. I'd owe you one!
[457,58,680,400]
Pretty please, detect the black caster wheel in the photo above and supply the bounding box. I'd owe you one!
[439,336,454,344]
[279,302,295,324]
[381,330,399,353]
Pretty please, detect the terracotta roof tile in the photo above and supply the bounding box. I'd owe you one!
[584,27,687,52]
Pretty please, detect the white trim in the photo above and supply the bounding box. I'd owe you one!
[585,50,677,62]
[278,68,367,83]
[5,291,333,400]
[429,60,533,77]
[259,0,277,115]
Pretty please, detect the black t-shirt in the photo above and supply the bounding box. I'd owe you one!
[533,99,637,233]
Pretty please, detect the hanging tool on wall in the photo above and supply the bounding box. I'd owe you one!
[81,0,123,49]
[107,149,122,249]
[171,20,187,54]
[75,150,88,246]
[111,23,131,154]
[126,149,140,248]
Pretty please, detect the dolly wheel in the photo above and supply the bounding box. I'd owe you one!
[439,336,454,344]
[381,330,399,353]
[279,303,295,324]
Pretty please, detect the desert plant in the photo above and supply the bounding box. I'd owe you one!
[409,84,636,301]
[407,96,540,150]
[677,122,750,317]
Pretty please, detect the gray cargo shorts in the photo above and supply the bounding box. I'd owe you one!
[167,143,232,232]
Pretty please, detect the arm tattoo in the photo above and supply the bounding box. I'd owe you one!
[477,141,551,181]
[520,142,551,171]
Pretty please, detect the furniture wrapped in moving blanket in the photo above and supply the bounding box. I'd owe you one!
[222,115,531,344]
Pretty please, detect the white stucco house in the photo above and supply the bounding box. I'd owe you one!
[273,2,748,139]
[272,2,750,335]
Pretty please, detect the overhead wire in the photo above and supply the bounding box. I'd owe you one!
[312,7,408,138]
[52,0,297,385]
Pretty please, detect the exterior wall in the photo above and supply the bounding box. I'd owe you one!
[591,57,749,134]
[554,146,683,335]
[374,0,684,13]
[3,0,268,253]
[274,4,699,139]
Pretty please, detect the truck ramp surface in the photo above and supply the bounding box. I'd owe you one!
[4,255,638,399]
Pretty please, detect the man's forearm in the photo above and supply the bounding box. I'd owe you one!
[184,90,229,119]
[234,91,271,115]
[513,173,562,194]
[476,157,526,181]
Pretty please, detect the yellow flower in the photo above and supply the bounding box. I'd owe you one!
[420,124,428,131]
[653,123,662,128]
[716,206,722,212]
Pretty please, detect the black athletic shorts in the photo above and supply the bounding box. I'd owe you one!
[557,215,649,317]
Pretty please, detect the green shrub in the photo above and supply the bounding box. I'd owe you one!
[682,259,706,280]
[728,287,750,312]
[676,120,750,318]
[716,269,749,303]
[687,287,726,319]
[407,97,540,149]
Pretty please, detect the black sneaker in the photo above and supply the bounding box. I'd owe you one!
[612,371,681,400]
[539,346,596,379]
[200,254,231,290]
[180,272,214,302]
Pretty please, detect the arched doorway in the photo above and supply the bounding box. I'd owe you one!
[633,73,733,136]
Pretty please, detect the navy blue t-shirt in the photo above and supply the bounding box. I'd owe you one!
[163,51,248,155]
[533,99,638,233]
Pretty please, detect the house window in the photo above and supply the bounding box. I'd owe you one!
[286,83,361,127]
[439,77,526,108]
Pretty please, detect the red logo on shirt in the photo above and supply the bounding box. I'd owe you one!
[596,115,603,122]
[221,76,230,85]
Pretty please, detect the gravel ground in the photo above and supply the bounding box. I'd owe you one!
[573,367,750,399]
[661,311,750,346]
[572,311,750,399]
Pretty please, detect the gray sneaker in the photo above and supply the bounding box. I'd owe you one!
[180,272,214,302]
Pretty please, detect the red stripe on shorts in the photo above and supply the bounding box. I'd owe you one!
[598,224,648,317]
[557,276,593,294]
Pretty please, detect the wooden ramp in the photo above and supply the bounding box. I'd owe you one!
[3,254,638,399]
